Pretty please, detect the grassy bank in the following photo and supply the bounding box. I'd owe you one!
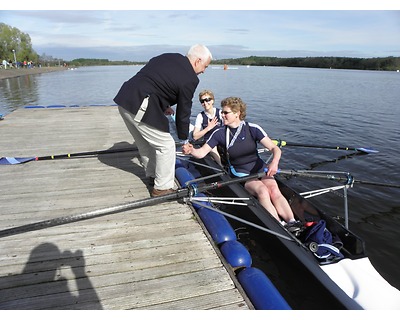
[0,66,67,80]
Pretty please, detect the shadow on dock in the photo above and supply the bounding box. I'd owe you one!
[97,141,154,192]
[0,243,103,310]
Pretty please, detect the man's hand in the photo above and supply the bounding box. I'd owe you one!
[164,106,174,115]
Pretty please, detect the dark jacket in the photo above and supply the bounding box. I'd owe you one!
[113,53,199,140]
[200,108,223,141]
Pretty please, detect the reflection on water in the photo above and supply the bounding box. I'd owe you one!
[0,65,143,116]
[0,75,40,113]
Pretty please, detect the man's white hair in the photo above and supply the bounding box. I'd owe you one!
[187,44,213,61]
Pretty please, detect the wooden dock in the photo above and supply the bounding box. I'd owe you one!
[0,106,251,310]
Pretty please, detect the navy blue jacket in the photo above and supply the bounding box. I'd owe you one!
[113,53,199,140]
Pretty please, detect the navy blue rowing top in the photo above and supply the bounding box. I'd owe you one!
[206,121,269,175]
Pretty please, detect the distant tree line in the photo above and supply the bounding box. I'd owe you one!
[69,58,145,66]
[71,56,400,71]
[213,56,400,71]
[70,56,400,71]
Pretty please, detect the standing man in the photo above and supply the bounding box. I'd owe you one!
[114,44,212,197]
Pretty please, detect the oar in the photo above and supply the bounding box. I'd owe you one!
[0,141,200,165]
[272,139,378,154]
[277,169,400,189]
[349,179,400,189]
[0,170,267,238]
[308,151,361,170]
[0,147,140,165]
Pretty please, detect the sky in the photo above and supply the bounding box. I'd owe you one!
[1,1,400,61]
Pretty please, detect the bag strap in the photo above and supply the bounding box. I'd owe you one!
[316,243,344,258]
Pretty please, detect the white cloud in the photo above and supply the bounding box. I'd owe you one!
[2,10,399,60]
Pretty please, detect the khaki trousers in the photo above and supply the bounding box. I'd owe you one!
[118,104,176,190]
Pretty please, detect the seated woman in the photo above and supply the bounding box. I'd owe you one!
[192,90,223,166]
[182,96,301,232]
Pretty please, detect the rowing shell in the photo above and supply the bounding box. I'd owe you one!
[180,156,400,310]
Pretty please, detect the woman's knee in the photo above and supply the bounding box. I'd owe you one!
[269,186,285,202]
[253,185,271,200]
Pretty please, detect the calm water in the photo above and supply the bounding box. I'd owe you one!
[1,65,400,290]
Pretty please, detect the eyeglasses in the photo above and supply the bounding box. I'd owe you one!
[221,111,233,115]
[200,97,213,104]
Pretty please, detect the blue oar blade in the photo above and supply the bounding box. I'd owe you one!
[355,147,379,154]
[0,157,37,165]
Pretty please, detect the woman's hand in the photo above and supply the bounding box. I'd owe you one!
[207,117,219,130]
[266,162,278,177]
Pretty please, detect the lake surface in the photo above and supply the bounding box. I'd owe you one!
[1,65,399,290]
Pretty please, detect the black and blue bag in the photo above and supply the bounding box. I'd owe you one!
[303,220,344,260]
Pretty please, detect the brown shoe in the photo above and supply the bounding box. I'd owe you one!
[151,188,175,197]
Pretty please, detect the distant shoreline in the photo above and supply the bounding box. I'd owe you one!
[0,67,67,80]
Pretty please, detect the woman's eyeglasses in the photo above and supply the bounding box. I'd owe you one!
[200,97,213,103]
[221,111,233,115]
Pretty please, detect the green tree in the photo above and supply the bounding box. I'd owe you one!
[0,23,39,64]
[212,55,400,71]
